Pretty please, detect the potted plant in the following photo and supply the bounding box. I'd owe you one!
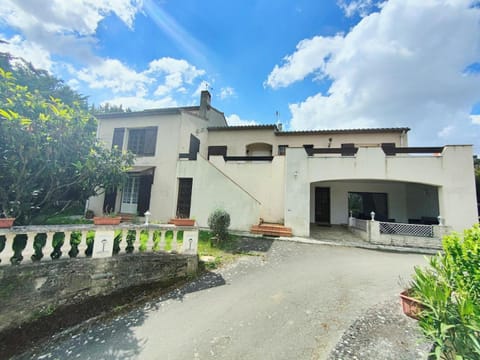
[0,211,16,228]
[400,289,423,320]
[93,211,122,225]
[169,215,195,226]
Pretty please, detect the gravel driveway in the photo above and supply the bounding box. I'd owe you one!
[20,240,428,360]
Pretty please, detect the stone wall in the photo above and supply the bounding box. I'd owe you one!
[0,253,197,332]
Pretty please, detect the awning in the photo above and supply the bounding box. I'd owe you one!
[127,166,155,175]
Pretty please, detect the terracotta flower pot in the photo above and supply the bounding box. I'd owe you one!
[400,290,424,320]
[0,218,15,228]
[93,216,122,225]
[168,218,195,226]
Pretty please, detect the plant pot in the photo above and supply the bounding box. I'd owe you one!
[93,216,122,225]
[168,218,195,226]
[400,290,423,320]
[0,218,15,228]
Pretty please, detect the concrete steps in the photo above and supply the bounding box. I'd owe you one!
[250,223,292,237]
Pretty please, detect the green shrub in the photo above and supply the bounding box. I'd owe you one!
[411,224,480,359]
[208,209,231,244]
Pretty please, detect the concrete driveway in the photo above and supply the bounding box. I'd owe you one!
[21,241,426,360]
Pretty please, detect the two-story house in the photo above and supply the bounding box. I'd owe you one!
[88,91,478,238]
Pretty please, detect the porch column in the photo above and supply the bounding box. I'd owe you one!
[284,148,309,237]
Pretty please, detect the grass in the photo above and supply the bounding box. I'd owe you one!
[196,230,245,269]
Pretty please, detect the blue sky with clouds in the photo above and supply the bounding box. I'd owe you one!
[1,0,479,153]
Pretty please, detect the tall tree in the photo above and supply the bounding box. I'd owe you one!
[0,66,134,224]
[0,52,88,109]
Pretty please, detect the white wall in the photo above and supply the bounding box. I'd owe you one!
[89,114,182,222]
[177,155,261,231]
[285,145,478,236]
[209,156,285,223]
[207,129,405,156]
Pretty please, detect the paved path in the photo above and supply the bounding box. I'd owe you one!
[21,241,427,360]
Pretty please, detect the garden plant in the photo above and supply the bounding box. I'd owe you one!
[410,224,480,359]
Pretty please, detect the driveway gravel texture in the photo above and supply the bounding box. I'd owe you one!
[17,240,429,360]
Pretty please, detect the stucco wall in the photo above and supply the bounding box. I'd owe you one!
[207,129,405,156]
[209,156,285,223]
[285,145,478,236]
[177,156,261,230]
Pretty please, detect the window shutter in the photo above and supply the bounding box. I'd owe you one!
[137,174,154,215]
[112,128,125,150]
[143,127,158,156]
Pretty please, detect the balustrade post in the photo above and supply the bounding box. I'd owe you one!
[171,230,178,253]
[0,233,15,266]
[59,231,72,259]
[77,231,88,258]
[42,232,55,261]
[133,229,141,252]
[22,232,37,263]
[118,230,127,254]
[146,229,154,251]
[159,230,166,251]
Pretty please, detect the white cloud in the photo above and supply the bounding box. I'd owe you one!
[0,34,53,71]
[101,95,178,111]
[0,0,142,62]
[148,57,205,96]
[337,0,382,18]
[219,87,235,100]
[438,125,454,138]
[471,115,480,125]
[226,114,258,126]
[75,58,152,94]
[266,0,480,151]
[265,35,343,89]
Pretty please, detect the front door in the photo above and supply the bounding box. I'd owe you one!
[176,178,193,218]
[121,176,140,214]
[315,187,330,224]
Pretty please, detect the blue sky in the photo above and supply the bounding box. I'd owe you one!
[1,0,480,153]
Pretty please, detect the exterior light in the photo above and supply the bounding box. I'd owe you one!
[293,170,299,178]
[370,211,375,221]
[437,215,442,226]
[144,210,151,225]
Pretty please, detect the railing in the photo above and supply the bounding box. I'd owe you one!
[351,218,368,232]
[379,221,434,238]
[223,156,274,162]
[0,223,199,266]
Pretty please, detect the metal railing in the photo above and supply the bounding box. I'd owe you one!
[379,221,434,238]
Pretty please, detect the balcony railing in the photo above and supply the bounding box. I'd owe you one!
[0,223,198,266]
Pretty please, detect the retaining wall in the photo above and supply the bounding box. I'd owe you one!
[0,253,197,332]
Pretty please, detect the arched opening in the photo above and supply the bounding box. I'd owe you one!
[246,143,272,157]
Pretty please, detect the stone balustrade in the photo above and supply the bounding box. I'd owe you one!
[0,223,199,266]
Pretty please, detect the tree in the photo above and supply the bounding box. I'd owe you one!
[0,67,134,224]
[0,52,88,110]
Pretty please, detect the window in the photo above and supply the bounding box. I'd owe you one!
[348,192,388,221]
[278,145,288,155]
[127,127,158,156]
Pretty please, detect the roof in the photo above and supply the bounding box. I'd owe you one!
[208,124,278,131]
[208,126,410,134]
[275,127,410,135]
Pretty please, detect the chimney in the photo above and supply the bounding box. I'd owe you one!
[199,90,211,118]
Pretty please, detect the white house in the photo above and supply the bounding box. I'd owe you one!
[88,91,479,238]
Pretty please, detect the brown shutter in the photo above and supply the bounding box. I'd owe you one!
[143,127,158,156]
[137,174,154,215]
[112,128,125,150]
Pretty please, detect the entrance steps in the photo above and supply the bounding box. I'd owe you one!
[250,223,292,237]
